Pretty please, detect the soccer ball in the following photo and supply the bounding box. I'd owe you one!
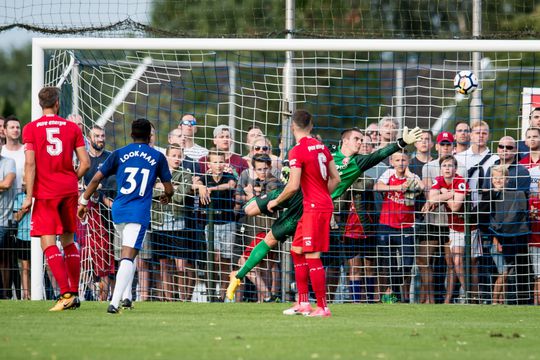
[453,70,478,95]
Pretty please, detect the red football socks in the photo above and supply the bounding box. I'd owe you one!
[44,245,70,295]
[306,257,327,309]
[291,251,310,304]
[63,242,81,294]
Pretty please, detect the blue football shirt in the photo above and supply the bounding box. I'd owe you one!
[99,143,172,225]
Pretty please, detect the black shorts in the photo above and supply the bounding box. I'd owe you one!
[420,224,449,245]
[16,239,31,261]
[151,229,197,262]
[322,231,343,267]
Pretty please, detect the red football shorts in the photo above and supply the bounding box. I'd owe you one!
[292,211,332,253]
[31,195,78,236]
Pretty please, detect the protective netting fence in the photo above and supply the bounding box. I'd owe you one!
[1,1,539,39]
[10,46,532,305]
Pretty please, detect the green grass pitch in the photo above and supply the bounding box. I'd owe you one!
[0,301,538,360]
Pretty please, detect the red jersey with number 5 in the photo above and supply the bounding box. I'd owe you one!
[289,136,333,212]
[22,114,86,199]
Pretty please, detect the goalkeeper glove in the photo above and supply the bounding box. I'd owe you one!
[398,126,422,148]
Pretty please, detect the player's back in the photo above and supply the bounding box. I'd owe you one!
[101,143,170,225]
[22,114,85,199]
[289,136,333,212]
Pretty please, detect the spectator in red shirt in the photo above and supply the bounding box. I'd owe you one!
[374,150,423,303]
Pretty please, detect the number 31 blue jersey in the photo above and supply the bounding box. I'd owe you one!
[99,143,172,226]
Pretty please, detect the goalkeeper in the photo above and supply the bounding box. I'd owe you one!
[226,126,422,300]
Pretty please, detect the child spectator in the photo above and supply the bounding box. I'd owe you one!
[428,155,479,303]
[374,150,423,303]
[194,148,237,300]
[234,153,281,302]
[480,165,530,304]
[151,145,193,301]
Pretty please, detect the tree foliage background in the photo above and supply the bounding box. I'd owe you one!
[0,0,539,132]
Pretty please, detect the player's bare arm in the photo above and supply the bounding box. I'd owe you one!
[160,181,174,204]
[74,145,91,179]
[326,160,340,194]
[267,166,301,212]
[77,170,105,219]
[21,149,36,212]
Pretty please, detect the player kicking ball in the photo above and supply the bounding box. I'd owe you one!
[78,119,173,314]
[226,123,422,314]
[265,110,341,317]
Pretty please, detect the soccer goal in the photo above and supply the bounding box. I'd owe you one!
[31,38,540,304]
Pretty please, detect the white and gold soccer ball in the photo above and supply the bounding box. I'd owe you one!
[453,70,479,95]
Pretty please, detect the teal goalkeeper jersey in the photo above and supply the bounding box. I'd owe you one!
[331,143,401,199]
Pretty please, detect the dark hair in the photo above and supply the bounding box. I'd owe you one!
[4,115,20,128]
[454,120,470,132]
[439,154,457,167]
[131,118,152,142]
[247,125,261,131]
[251,153,272,168]
[340,127,362,140]
[291,109,312,129]
[38,86,60,109]
[530,107,540,119]
[422,129,434,137]
[526,127,540,136]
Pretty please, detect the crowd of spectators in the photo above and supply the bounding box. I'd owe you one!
[1,110,540,306]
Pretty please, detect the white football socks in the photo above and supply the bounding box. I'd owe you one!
[111,258,135,308]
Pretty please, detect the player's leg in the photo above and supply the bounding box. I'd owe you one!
[108,223,144,313]
[59,194,82,300]
[303,212,332,317]
[33,197,76,311]
[244,197,262,217]
[226,230,278,300]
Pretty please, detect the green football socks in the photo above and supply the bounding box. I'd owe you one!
[237,241,272,279]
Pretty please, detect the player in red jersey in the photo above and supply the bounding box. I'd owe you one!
[21,87,90,311]
[267,110,340,317]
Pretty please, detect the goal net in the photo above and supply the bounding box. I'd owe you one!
[32,38,540,305]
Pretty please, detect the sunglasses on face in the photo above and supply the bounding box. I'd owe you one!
[254,146,269,151]
[497,144,514,150]
[181,119,196,126]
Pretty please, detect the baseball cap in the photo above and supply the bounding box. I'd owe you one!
[213,124,230,137]
[436,131,454,144]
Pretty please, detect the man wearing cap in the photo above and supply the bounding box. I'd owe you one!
[178,114,209,161]
[419,131,466,303]
[199,125,248,177]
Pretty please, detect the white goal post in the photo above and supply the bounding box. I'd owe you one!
[30,38,540,301]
